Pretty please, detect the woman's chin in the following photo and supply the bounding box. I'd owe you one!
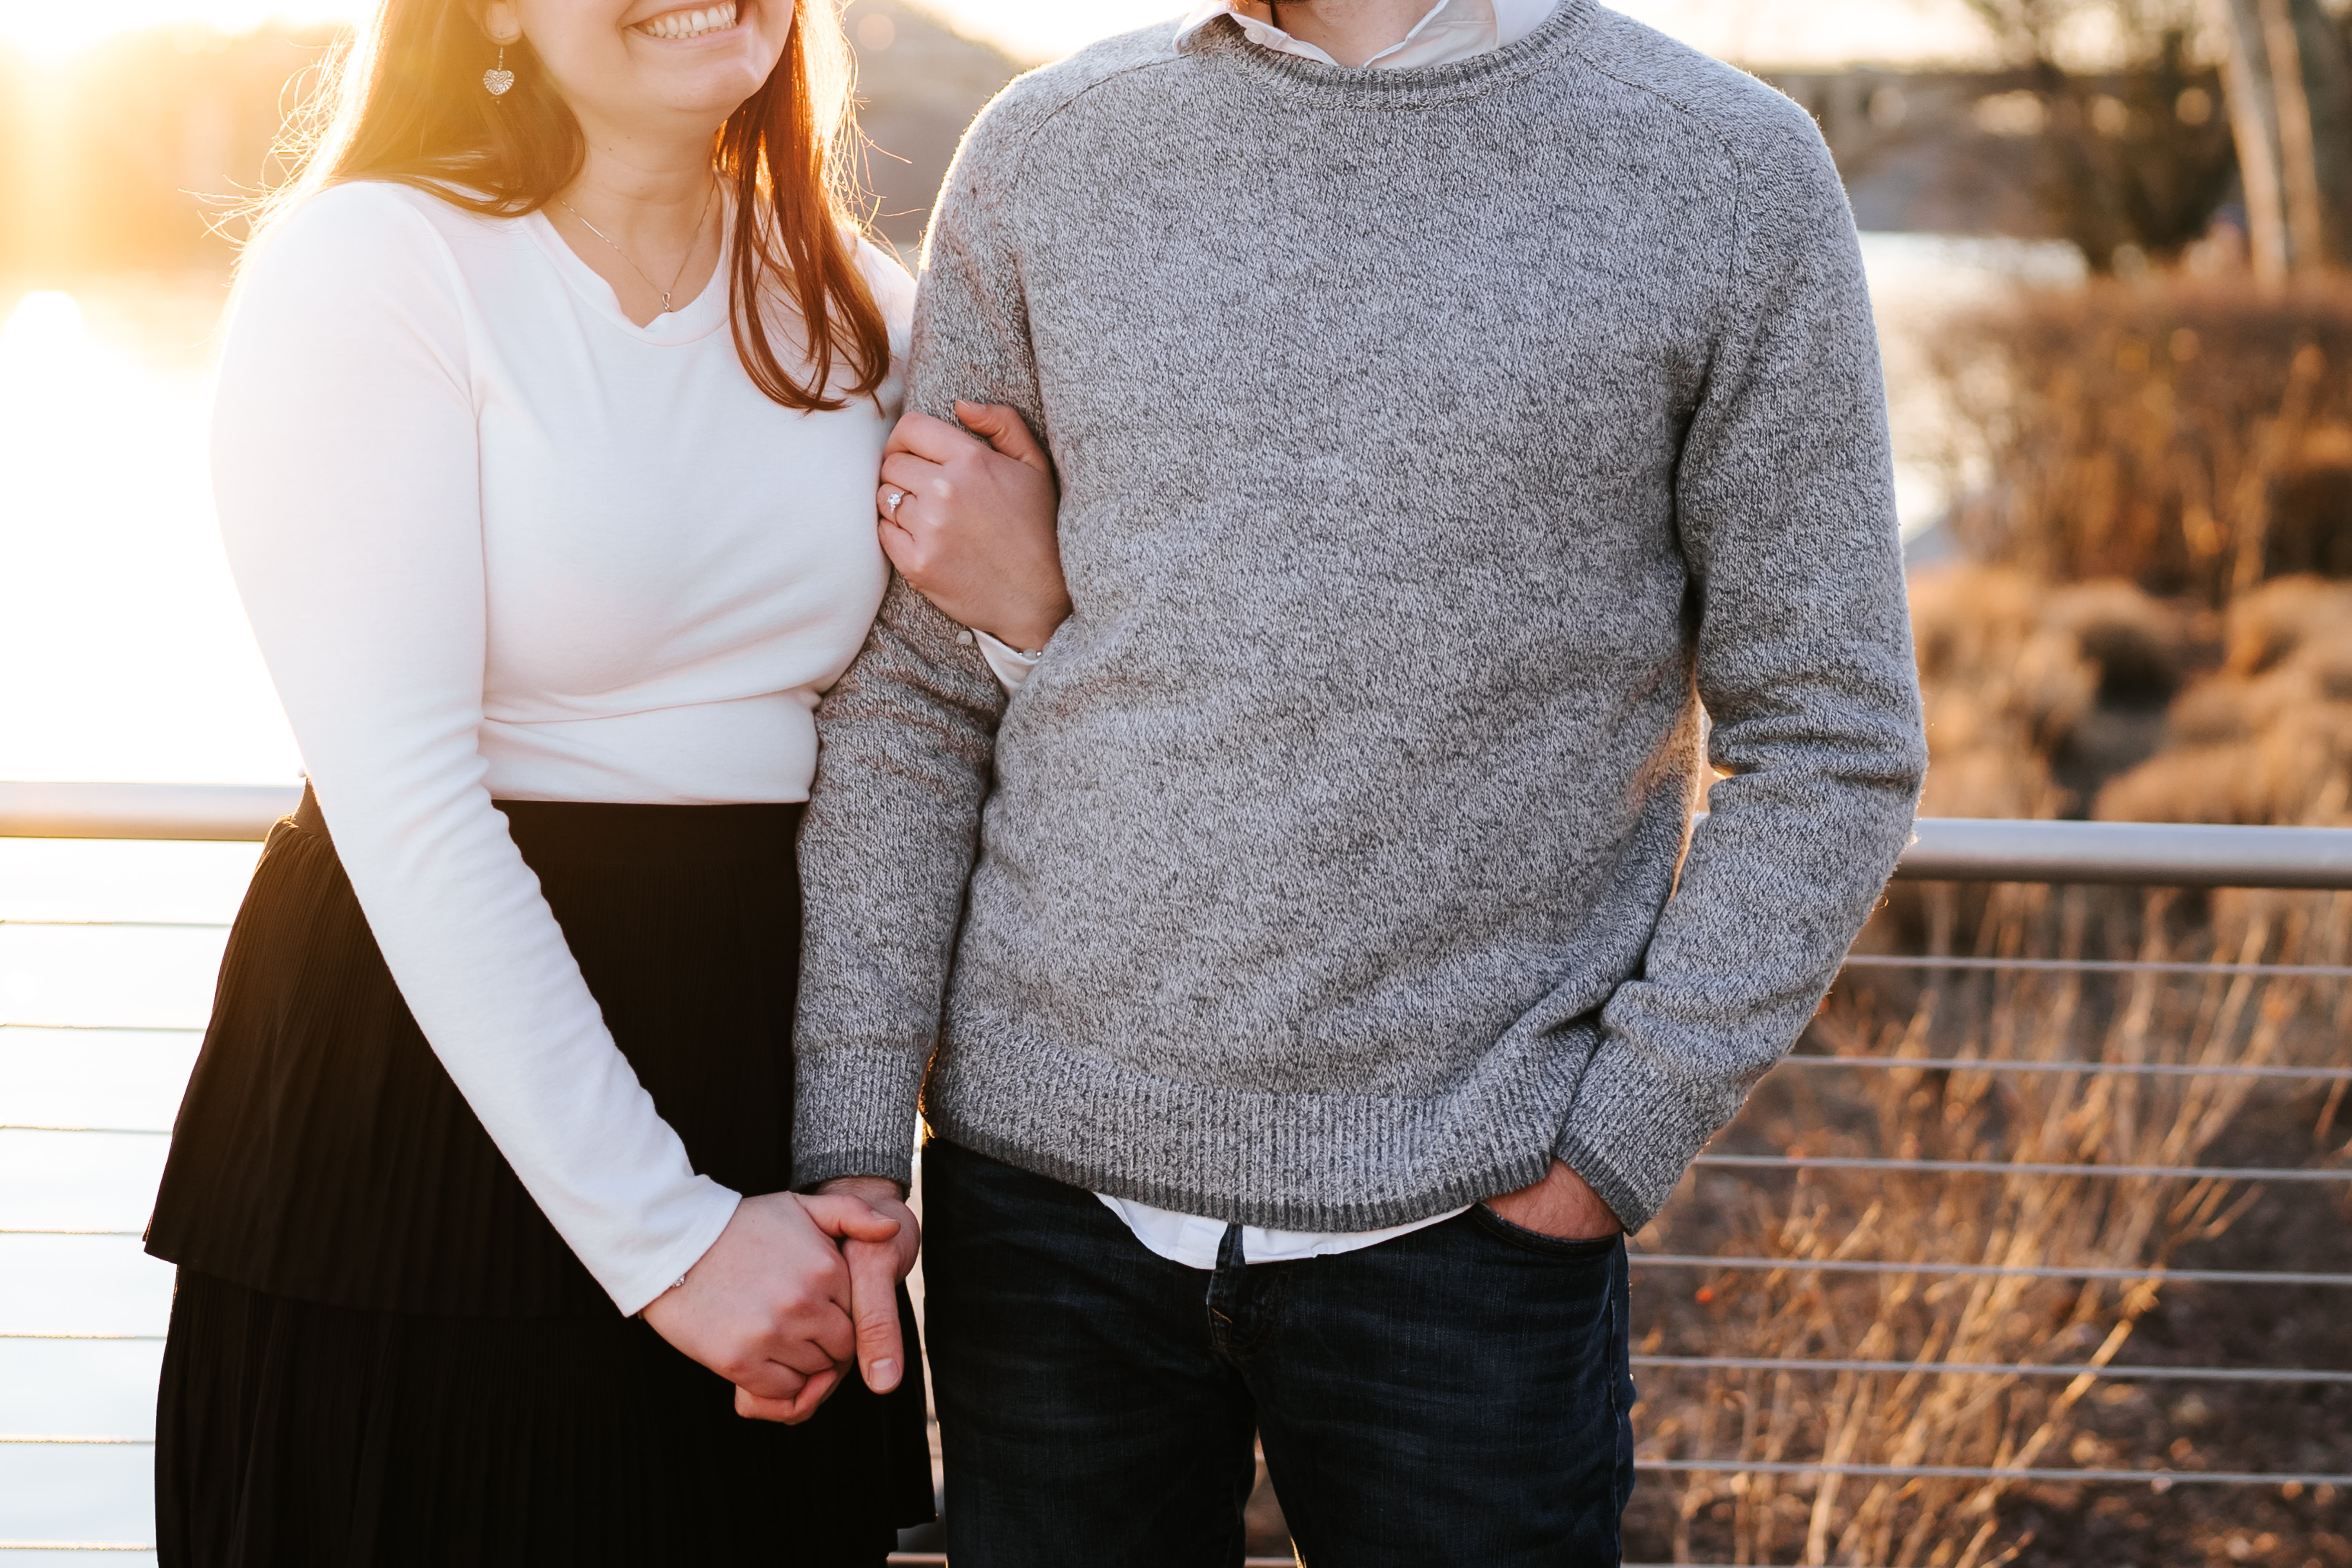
[655,59,778,123]
[625,17,784,115]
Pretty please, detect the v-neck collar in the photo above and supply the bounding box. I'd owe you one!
[523,202,732,347]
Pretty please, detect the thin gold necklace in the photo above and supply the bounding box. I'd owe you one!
[557,180,719,316]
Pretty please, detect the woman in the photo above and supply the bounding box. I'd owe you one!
[143,0,1064,1561]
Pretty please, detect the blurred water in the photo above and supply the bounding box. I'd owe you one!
[0,233,2082,1555]
[0,281,301,789]
[0,289,290,1559]
[0,235,2077,787]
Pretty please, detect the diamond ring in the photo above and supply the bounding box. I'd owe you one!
[884,488,906,517]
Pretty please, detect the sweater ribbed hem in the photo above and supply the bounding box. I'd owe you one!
[922,1021,1586,1232]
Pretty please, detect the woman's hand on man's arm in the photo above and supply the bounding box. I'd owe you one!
[877,402,1070,655]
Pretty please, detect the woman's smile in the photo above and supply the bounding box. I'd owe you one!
[630,0,745,43]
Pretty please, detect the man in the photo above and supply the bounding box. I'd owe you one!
[794,0,1929,1561]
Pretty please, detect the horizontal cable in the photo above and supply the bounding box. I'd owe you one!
[0,1024,204,1034]
[0,1435,154,1446]
[0,1229,143,1238]
[1844,953,2352,980]
[1632,1354,2352,1384]
[0,1545,155,1554]
[0,1332,163,1341]
[0,920,229,931]
[887,1561,1293,1568]
[1693,1153,2350,1183]
[1628,1253,2352,1287]
[889,1561,1298,1568]
[0,1125,169,1137]
[1639,1457,2352,1487]
[18,1031,2342,1078]
[886,1561,1298,1568]
[1776,1054,2352,1082]
[0,780,298,844]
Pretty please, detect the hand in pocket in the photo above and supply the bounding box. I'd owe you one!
[1481,1158,1623,1241]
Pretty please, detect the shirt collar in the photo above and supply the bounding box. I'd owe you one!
[1175,0,1506,71]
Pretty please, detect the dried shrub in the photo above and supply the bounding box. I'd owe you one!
[1633,882,2352,1566]
[1907,567,2189,817]
[1931,279,2352,605]
[1636,559,2347,1562]
[1625,267,2352,1566]
[2094,575,2352,824]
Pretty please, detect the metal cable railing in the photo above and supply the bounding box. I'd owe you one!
[1621,1254,2352,1287]
[6,788,2351,1559]
[1688,1152,2351,1181]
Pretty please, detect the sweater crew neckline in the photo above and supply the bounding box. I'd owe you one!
[1178,0,1595,106]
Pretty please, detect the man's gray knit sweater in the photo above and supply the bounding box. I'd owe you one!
[791,0,1928,1234]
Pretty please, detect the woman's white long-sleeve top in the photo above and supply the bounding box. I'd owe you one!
[209,180,912,1315]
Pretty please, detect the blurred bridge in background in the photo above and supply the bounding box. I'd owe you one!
[4,784,2348,1566]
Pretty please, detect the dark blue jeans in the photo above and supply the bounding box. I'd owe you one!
[920,1138,1636,1567]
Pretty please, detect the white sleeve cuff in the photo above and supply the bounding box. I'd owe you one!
[973,628,1044,691]
[612,1183,742,1318]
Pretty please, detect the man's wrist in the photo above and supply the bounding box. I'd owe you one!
[977,604,1069,656]
[817,1174,908,1204]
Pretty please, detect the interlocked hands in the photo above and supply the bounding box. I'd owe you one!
[639,1181,920,1426]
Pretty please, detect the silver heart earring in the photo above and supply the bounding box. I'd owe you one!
[484,45,515,96]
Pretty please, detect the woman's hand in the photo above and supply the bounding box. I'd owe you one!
[639,1191,900,1425]
[732,1176,920,1423]
[878,401,1070,653]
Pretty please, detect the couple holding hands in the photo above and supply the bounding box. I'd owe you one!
[145,0,1927,1563]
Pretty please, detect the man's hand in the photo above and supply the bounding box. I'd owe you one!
[731,1176,920,1423]
[640,1191,900,1426]
[877,403,1069,653]
[1482,1159,1624,1241]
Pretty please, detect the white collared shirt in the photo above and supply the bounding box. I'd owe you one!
[1174,0,1561,71]
[981,0,1563,1273]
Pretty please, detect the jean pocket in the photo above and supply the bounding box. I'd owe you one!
[1470,1205,1624,1261]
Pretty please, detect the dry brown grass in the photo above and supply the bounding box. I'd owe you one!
[1930,279,2352,606]
[1906,566,2191,818]
[1639,539,2351,1560]
[1614,266,2352,1568]
[1631,880,2352,1566]
[2097,574,2352,824]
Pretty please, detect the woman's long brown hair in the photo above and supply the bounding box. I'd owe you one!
[253,0,889,412]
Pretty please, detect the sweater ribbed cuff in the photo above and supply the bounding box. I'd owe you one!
[1553,1042,1737,1234]
[789,1044,929,1192]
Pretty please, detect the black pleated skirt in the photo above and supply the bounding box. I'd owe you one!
[145,790,934,1566]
